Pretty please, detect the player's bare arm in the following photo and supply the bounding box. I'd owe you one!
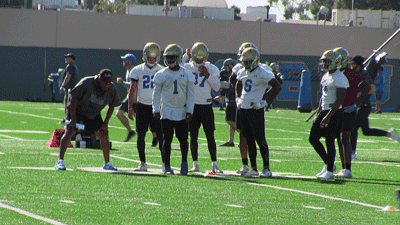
[263,78,282,104]
[128,79,138,120]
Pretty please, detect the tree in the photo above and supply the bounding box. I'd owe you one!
[281,0,311,20]
[93,0,126,14]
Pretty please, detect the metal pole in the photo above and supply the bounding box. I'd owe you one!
[363,27,400,65]
[351,0,354,22]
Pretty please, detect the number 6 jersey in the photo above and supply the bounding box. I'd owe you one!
[237,66,274,109]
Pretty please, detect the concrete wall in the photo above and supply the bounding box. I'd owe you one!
[1,8,400,110]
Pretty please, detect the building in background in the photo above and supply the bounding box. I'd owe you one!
[332,9,400,29]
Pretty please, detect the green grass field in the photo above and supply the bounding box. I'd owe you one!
[1,101,400,224]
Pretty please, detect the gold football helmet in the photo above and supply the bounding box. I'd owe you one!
[163,44,183,67]
[270,62,279,72]
[240,47,260,71]
[143,42,161,68]
[333,47,351,69]
[237,42,258,60]
[319,50,341,72]
[191,42,209,66]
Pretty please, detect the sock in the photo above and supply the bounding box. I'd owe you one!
[241,158,248,166]
[193,161,199,167]
[212,161,217,167]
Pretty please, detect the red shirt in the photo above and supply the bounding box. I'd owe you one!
[341,68,365,108]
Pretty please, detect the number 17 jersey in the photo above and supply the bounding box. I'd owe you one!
[130,63,165,105]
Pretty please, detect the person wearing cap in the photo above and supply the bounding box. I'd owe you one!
[60,53,78,124]
[55,69,121,171]
[350,56,400,160]
[116,53,137,142]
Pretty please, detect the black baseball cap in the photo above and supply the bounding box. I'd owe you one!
[64,53,75,60]
[350,56,364,67]
[99,69,113,83]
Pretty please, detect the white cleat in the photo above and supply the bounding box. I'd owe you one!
[212,165,223,174]
[334,169,352,178]
[260,168,272,178]
[389,128,400,144]
[317,171,334,180]
[55,159,66,170]
[315,164,336,177]
[241,169,259,178]
[189,164,199,172]
[134,162,147,171]
[236,165,250,174]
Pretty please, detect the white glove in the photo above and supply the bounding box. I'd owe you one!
[235,98,242,110]
[252,100,267,110]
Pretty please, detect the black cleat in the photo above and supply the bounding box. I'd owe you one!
[124,131,136,142]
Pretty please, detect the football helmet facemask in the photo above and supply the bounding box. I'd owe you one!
[191,42,209,66]
[270,62,279,72]
[237,42,258,60]
[333,47,351,69]
[319,50,341,72]
[240,47,260,71]
[163,44,183,68]
[143,42,161,68]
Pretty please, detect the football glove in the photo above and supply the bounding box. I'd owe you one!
[252,100,267,110]
[235,98,242,110]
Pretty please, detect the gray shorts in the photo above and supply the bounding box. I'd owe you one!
[118,98,137,112]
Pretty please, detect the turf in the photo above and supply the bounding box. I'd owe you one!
[1,101,400,224]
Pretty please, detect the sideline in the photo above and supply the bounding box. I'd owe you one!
[0,202,67,225]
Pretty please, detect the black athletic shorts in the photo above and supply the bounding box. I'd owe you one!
[375,91,383,101]
[341,110,356,132]
[118,98,137,112]
[225,105,236,122]
[313,109,344,139]
[66,107,103,132]
[189,104,215,132]
[136,102,161,134]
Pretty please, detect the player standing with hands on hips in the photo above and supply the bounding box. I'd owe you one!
[235,47,282,178]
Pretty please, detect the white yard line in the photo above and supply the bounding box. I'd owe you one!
[0,130,48,133]
[111,155,384,210]
[0,202,67,225]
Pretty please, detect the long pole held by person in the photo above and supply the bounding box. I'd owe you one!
[363,27,400,66]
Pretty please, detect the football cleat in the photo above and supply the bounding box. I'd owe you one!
[164,166,174,175]
[55,159,66,170]
[212,165,223,174]
[241,169,259,178]
[103,162,118,171]
[389,128,400,145]
[236,165,250,174]
[260,168,272,178]
[334,169,352,178]
[317,171,334,180]
[180,162,188,175]
[134,162,147,171]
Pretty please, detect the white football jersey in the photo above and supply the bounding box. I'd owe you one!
[152,67,195,121]
[320,70,349,110]
[237,66,274,109]
[182,61,220,105]
[130,63,164,105]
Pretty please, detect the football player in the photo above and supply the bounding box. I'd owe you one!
[128,42,165,172]
[309,50,349,180]
[181,42,223,173]
[152,44,195,175]
[350,55,400,160]
[235,47,282,178]
[333,47,370,178]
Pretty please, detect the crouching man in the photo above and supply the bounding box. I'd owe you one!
[55,69,121,171]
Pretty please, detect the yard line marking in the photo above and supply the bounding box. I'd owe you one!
[216,176,382,209]
[0,134,23,140]
[0,110,60,121]
[0,152,4,154]
[8,167,74,171]
[60,200,75,204]
[0,130,48,134]
[225,204,243,208]
[144,202,161,206]
[0,202,67,225]
[303,206,325,210]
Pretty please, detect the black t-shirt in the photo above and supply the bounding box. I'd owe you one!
[65,63,78,89]
[226,73,237,106]
[359,69,373,104]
